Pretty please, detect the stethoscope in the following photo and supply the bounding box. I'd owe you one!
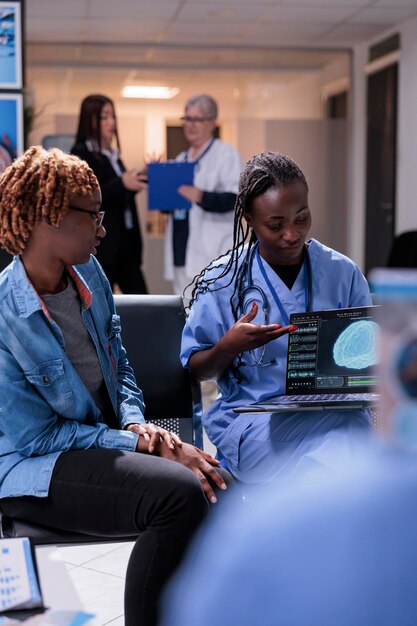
[237,241,313,365]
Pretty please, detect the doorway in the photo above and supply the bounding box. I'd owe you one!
[166,125,220,160]
[364,63,398,273]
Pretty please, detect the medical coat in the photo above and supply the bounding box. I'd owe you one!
[181,238,373,483]
[164,138,242,281]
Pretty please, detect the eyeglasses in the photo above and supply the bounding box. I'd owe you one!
[180,116,214,124]
[69,206,105,229]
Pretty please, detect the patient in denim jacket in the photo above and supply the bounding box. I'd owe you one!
[0,146,227,626]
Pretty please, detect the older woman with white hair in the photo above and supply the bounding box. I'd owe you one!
[164,94,243,296]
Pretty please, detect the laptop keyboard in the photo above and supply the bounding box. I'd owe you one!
[272,392,377,404]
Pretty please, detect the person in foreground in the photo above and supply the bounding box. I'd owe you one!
[72,94,148,294]
[0,146,227,626]
[181,151,373,483]
[164,94,242,296]
[161,433,417,626]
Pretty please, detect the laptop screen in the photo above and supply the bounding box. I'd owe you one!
[286,306,379,396]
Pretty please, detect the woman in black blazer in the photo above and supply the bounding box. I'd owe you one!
[71,94,148,293]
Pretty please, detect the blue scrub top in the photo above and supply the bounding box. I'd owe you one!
[181,238,373,481]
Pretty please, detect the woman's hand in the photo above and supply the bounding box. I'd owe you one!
[177,185,203,204]
[128,424,226,502]
[219,302,295,358]
[127,422,182,453]
[122,169,148,192]
[158,441,227,503]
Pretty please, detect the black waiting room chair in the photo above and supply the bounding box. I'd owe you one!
[387,231,417,268]
[0,294,203,544]
[41,134,76,154]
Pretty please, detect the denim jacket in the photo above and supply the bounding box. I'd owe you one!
[0,256,144,498]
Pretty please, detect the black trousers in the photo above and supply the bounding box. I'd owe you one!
[0,449,209,626]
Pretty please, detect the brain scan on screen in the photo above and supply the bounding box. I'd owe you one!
[333,320,379,370]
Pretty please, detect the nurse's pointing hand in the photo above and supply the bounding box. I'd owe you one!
[220,301,294,358]
[188,303,297,382]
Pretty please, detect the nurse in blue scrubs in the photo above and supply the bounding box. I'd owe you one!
[181,151,372,483]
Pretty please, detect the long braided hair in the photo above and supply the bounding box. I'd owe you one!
[0,146,99,255]
[187,151,308,318]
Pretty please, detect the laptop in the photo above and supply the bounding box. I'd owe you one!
[234,305,380,413]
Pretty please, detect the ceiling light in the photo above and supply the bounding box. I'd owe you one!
[122,85,179,99]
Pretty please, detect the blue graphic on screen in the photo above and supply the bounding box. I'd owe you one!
[333,320,379,369]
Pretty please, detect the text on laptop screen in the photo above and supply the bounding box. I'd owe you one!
[286,306,379,395]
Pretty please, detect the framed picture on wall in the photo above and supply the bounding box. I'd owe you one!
[0,92,23,173]
[0,1,22,89]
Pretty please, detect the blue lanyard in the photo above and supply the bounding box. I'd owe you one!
[255,245,311,325]
[184,138,215,164]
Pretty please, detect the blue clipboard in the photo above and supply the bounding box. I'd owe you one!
[148,161,195,211]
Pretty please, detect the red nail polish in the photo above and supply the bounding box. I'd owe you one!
[251,302,257,309]
[289,325,298,332]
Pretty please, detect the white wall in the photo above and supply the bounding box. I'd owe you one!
[239,119,347,254]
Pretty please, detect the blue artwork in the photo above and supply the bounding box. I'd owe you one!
[0,2,22,88]
[0,95,22,173]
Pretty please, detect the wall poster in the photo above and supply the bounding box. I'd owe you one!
[0,1,22,89]
[0,92,23,173]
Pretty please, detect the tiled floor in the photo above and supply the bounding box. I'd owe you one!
[59,541,133,625]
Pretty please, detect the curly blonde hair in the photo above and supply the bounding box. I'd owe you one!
[0,145,99,255]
